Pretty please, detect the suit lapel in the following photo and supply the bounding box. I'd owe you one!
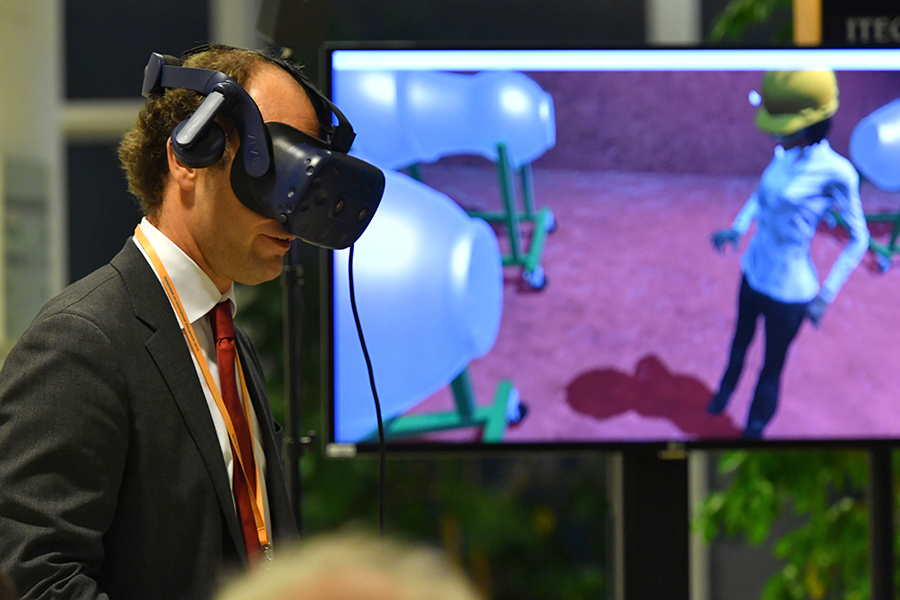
[235,333,298,540]
[111,241,247,561]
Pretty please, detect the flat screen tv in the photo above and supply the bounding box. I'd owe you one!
[321,44,900,454]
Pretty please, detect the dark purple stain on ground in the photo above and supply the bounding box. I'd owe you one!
[565,355,742,439]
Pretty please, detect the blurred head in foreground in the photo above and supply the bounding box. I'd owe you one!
[216,531,485,600]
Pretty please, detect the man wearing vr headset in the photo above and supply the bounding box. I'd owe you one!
[0,45,335,599]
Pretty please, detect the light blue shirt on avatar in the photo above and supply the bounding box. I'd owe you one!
[731,139,869,304]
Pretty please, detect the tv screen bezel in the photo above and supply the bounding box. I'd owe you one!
[319,41,900,456]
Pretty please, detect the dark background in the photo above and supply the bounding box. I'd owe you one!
[822,0,900,46]
[66,0,209,280]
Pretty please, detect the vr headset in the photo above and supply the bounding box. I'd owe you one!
[141,46,385,250]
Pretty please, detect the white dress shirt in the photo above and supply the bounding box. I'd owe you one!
[732,139,870,304]
[133,217,271,527]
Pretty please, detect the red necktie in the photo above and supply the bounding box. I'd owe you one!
[209,301,261,563]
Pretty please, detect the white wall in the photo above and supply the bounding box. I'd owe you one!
[0,1,64,355]
[646,0,702,44]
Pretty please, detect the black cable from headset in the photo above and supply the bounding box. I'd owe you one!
[347,243,386,537]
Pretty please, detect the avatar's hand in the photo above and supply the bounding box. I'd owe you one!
[806,296,828,328]
[710,228,741,253]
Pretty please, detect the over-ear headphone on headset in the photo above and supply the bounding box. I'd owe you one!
[141,45,385,250]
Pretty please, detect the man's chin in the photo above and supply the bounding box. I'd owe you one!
[236,261,285,286]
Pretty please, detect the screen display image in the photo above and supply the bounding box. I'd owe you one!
[325,47,900,450]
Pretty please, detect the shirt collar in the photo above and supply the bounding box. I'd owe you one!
[133,217,236,327]
[776,138,830,164]
[806,138,830,157]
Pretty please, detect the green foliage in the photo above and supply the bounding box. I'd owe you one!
[693,450,879,600]
[708,0,794,43]
[235,279,286,420]
[297,451,610,599]
[298,452,609,600]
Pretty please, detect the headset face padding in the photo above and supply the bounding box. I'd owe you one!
[230,122,385,250]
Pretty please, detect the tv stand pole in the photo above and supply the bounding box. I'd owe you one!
[282,241,305,532]
[869,446,893,600]
[618,449,690,600]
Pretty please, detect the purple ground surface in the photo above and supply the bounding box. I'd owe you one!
[397,163,900,444]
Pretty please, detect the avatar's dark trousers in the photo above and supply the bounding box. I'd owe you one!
[717,275,808,436]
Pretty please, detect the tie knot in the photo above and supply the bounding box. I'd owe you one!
[209,301,235,343]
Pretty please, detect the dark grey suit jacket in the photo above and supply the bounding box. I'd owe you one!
[0,241,298,599]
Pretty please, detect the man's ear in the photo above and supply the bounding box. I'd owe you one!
[166,140,197,191]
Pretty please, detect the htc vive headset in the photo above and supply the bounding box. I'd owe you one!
[141,47,384,250]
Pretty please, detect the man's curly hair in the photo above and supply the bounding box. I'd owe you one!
[118,46,272,219]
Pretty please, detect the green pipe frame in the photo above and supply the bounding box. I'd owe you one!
[465,142,552,274]
[829,207,900,270]
[362,367,515,443]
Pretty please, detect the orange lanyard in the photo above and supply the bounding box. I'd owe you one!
[134,225,272,558]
